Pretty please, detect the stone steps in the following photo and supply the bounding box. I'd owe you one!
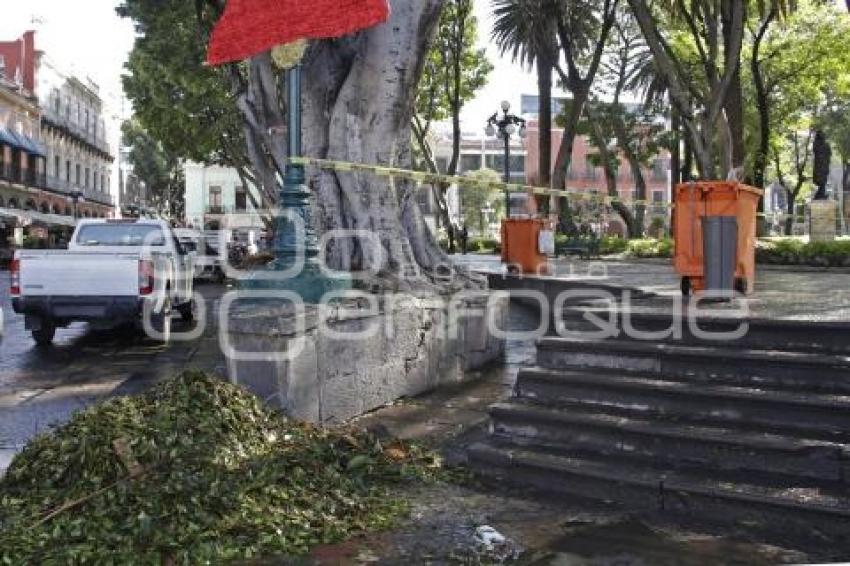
[559,307,850,355]
[516,367,850,441]
[489,399,848,483]
[468,441,850,541]
[468,307,850,540]
[536,338,850,395]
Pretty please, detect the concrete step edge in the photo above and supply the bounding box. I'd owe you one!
[488,400,849,456]
[517,367,850,412]
[467,442,850,520]
[536,338,850,369]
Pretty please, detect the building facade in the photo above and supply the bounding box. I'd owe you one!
[183,162,265,241]
[0,31,113,222]
[118,146,147,214]
[524,118,671,235]
[428,124,527,228]
[37,56,114,219]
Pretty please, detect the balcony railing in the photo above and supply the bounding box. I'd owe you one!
[0,163,44,188]
[42,106,112,155]
[205,205,231,215]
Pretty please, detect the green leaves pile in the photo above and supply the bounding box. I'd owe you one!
[0,372,435,564]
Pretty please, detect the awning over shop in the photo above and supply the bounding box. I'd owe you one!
[0,127,48,158]
[0,207,77,228]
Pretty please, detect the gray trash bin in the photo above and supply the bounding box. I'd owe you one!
[702,216,737,294]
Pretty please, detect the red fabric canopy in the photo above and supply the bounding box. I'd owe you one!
[207,0,390,65]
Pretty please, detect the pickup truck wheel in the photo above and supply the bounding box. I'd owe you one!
[32,321,56,347]
[150,298,173,342]
[178,300,195,323]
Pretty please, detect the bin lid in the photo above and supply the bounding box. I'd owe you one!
[675,181,763,198]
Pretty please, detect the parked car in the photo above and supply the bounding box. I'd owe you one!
[174,228,225,283]
[10,219,194,345]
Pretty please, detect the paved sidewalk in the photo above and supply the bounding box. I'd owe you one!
[456,254,850,321]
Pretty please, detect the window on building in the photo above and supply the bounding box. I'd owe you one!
[652,158,666,181]
[460,154,482,172]
[75,164,81,186]
[93,171,98,190]
[0,55,5,78]
[101,174,106,192]
[652,190,665,203]
[66,160,71,182]
[435,157,448,174]
[53,91,60,113]
[235,185,248,211]
[208,186,223,209]
[65,98,71,119]
[509,155,525,173]
[85,109,90,132]
[54,156,60,179]
[85,167,90,189]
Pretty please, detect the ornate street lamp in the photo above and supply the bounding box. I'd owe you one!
[485,101,526,218]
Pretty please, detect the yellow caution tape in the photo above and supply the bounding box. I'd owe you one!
[284,156,729,211]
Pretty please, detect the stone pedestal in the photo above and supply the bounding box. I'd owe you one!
[809,200,838,242]
[225,291,508,424]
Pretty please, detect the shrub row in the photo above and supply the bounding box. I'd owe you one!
[756,239,850,267]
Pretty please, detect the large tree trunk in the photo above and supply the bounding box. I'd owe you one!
[237,0,472,291]
[721,0,746,171]
[537,55,553,187]
[551,87,589,191]
[670,108,681,190]
[784,191,796,236]
[587,107,636,237]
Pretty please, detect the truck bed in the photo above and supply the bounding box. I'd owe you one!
[17,251,142,297]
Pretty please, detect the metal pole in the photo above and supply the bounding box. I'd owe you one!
[503,130,511,218]
[246,64,349,301]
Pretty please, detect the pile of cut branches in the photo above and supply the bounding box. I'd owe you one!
[0,371,439,563]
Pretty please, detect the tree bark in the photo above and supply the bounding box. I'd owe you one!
[670,108,681,190]
[537,54,553,187]
[235,0,472,290]
[627,0,744,179]
[551,86,588,191]
[586,105,637,237]
[721,0,746,170]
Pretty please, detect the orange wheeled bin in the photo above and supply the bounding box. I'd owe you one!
[672,181,763,295]
[501,218,552,274]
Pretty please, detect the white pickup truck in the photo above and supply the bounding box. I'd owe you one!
[10,219,195,345]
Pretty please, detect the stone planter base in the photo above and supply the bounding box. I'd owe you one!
[225,291,508,423]
[809,200,838,242]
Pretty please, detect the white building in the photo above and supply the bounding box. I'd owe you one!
[183,162,265,239]
[428,122,527,227]
[37,56,114,217]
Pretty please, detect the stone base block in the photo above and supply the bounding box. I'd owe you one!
[225,291,508,424]
[809,200,838,242]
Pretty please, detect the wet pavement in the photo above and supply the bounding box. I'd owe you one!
[456,254,850,320]
[0,272,227,473]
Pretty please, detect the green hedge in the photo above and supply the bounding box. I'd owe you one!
[757,238,850,267]
[624,238,674,258]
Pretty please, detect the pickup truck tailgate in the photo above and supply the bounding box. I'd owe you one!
[19,252,140,297]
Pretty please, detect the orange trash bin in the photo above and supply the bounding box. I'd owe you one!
[672,181,763,295]
[501,218,552,274]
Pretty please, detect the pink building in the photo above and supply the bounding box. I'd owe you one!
[524,119,671,234]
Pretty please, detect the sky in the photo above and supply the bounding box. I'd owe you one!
[0,0,537,148]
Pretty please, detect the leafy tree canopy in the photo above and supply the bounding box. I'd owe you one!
[117,0,246,170]
[121,119,185,219]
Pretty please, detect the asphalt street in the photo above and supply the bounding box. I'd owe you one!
[0,271,227,473]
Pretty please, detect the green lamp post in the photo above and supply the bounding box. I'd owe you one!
[205,0,390,302]
[245,65,350,303]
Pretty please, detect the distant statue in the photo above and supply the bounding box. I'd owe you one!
[813,129,832,200]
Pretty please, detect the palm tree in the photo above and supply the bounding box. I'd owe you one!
[491,0,560,188]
